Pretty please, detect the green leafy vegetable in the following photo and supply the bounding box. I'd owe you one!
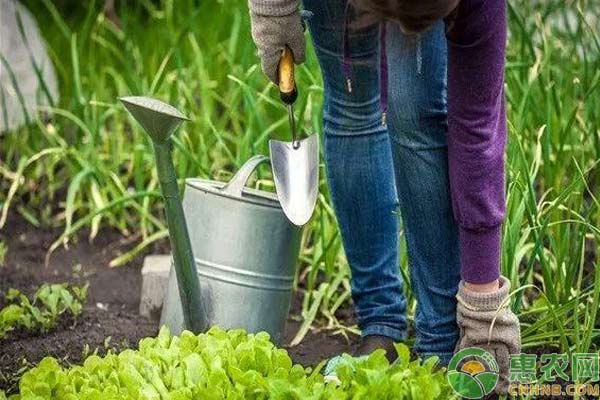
[10,326,455,399]
[0,283,88,339]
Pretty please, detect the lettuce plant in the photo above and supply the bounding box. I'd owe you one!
[0,283,88,338]
[8,326,455,399]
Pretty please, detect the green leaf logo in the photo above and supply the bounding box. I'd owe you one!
[447,347,499,399]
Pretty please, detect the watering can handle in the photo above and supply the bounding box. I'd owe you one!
[221,155,270,197]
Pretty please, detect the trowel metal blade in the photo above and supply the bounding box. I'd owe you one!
[269,134,319,226]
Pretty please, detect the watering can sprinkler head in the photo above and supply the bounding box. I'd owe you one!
[119,96,189,144]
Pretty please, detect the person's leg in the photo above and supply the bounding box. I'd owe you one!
[385,20,461,365]
[303,0,406,342]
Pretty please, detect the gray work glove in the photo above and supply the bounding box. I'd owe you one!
[248,0,306,83]
[455,276,521,395]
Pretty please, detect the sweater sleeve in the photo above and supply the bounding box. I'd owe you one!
[446,0,507,284]
[248,0,299,16]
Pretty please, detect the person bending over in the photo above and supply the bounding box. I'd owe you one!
[249,0,521,393]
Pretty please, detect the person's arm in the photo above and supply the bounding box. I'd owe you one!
[249,0,299,16]
[446,0,507,285]
[447,2,520,395]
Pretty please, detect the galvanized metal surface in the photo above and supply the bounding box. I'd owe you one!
[269,133,319,226]
[161,156,302,344]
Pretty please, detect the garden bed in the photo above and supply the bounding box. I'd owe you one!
[0,216,356,393]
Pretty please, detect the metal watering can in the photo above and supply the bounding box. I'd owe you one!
[120,96,304,344]
[160,155,302,343]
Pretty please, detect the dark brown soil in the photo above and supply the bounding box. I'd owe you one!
[0,216,357,393]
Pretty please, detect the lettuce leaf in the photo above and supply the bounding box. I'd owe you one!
[14,326,455,399]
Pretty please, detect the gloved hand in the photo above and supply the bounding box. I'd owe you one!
[248,0,306,83]
[455,276,521,394]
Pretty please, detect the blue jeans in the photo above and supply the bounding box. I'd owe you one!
[304,0,461,364]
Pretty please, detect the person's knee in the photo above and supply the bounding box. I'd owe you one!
[387,89,448,149]
[323,92,386,136]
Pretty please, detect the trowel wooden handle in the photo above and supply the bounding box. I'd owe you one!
[278,46,298,105]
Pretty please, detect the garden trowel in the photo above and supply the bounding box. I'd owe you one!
[269,46,319,226]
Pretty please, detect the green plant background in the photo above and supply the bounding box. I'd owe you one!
[0,0,599,354]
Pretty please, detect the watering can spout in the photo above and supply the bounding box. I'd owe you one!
[119,96,190,143]
[120,95,207,333]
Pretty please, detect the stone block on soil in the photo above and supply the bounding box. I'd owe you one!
[140,254,171,319]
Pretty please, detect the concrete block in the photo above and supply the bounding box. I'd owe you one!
[140,254,171,319]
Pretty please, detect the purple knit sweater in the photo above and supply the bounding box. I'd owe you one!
[446,0,507,283]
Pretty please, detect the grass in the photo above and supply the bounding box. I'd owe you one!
[0,0,599,360]
[0,241,6,267]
